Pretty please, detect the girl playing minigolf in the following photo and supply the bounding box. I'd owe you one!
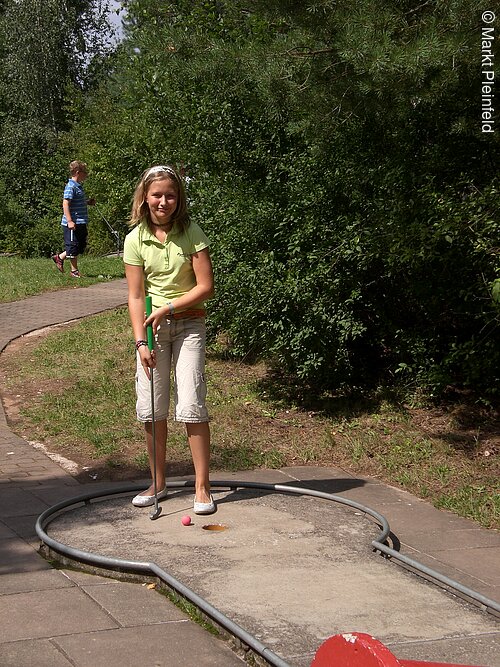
[123,165,216,514]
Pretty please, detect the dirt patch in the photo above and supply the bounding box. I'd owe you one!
[410,406,499,459]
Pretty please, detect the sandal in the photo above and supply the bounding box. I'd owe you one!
[70,270,82,278]
[52,254,64,273]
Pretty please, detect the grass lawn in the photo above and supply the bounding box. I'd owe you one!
[0,307,498,529]
[0,255,124,302]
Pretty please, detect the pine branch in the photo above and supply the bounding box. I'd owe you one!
[286,46,336,57]
[405,0,434,16]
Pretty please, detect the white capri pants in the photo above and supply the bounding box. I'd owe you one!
[135,317,209,423]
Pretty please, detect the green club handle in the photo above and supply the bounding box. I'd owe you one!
[145,295,154,351]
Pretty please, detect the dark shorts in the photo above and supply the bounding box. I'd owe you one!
[63,225,88,257]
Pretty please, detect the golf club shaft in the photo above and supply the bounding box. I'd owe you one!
[145,296,159,518]
[94,204,121,255]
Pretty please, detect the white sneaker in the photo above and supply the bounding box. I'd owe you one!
[132,486,168,507]
[193,494,216,515]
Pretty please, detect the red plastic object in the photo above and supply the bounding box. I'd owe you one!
[400,663,484,667]
[311,633,486,667]
[311,632,400,667]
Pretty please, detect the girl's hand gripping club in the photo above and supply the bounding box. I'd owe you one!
[146,296,162,520]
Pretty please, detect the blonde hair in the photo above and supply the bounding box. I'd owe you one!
[69,160,88,175]
[129,165,189,233]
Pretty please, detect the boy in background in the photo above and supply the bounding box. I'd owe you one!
[52,160,95,277]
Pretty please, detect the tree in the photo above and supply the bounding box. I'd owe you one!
[0,0,115,251]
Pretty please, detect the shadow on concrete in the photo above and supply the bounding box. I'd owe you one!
[282,477,366,494]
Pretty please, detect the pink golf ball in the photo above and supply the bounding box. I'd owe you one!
[181,515,192,526]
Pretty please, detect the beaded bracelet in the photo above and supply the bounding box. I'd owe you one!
[168,302,175,315]
[135,339,148,350]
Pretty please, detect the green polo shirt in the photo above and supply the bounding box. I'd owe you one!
[123,220,210,310]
